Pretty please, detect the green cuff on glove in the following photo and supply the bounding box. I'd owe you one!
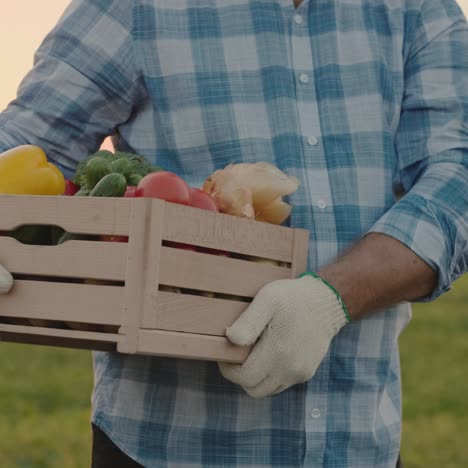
[298,271,351,323]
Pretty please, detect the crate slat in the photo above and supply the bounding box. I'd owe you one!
[0,280,123,325]
[291,229,310,277]
[0,195,132,235]
[0,323,121,343]
[159,247,291,296]
[143,291,247,335]
[119,199,153,354]
[140,201,166,339]
[162,202,296,261]
[135,329,250,363]
[0,332,117,352]
[0,238,127,280]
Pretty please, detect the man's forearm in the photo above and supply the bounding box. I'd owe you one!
[317,233,438,320]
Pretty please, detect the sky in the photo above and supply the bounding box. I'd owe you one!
[0,0,467,110]
[0,1,70,111]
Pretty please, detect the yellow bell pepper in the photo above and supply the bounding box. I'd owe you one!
[0,145,65,195]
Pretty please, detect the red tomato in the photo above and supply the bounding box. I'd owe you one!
[135,172,191,205]
[189,188,218,212]
[124,186,137,198]
[64,179,79,196]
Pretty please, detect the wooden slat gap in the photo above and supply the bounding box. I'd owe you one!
[159,286,252,304]
[12,274,125,286]
[0,323,122,342]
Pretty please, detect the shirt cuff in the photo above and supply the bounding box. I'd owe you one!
[367,163,468,302]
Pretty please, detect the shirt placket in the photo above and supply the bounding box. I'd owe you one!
[288,1,329,465]
[291,3,333,205]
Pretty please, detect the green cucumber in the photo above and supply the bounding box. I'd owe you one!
[85,156,112,189]
[110,158,133,180]
[127,173,143,186]
[89,173,127,198]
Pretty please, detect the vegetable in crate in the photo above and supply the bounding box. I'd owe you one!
[99,180,136,242]
[110,157,133,180]
[202,162,300,224]
[0,145,65,195]
[127,173,143,186]
[135,171,191,205]
[124,185,137,198]
[89,173,127,198]
[85,156,112,189]
[64,179,79,196]
[0,145,66,245]
[189,188,218,212]
[73,150,163,189]
[58,173,128,244]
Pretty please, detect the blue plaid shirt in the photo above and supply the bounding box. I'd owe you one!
[1,0,468,466]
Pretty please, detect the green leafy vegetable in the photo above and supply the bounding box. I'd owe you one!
[73,150,163,188]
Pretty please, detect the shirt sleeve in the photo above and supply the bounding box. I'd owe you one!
[368,0,468,301]
[0,0,143,179]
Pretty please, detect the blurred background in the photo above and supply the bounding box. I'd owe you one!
[1,1,468,467]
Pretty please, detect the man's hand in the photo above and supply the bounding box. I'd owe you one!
[0,264,14,295]
[218,275,348,398]
[219,232,437,398]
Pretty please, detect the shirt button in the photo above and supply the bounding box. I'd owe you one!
[310,408,321,419]
[299,73,309,84]
[307,136,318,146]
[317,200,327,209]
[294,15,303,25]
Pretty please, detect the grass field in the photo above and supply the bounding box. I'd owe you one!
[399,274,468,467]
[1,275,467,467]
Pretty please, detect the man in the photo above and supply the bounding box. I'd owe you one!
[1,0,467,466]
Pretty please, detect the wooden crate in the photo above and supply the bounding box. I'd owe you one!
[0,195,309,363]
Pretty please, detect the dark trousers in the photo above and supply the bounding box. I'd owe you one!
[91,424,403,467]
[92,424,143,468]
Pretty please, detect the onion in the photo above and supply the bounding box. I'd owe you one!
[203,162,299,224]
[255,197,292,225]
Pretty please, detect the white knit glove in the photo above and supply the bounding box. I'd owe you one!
[0,264,14,295]
[219,273,350,398]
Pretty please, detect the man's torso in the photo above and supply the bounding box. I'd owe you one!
[92,2,414,466]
